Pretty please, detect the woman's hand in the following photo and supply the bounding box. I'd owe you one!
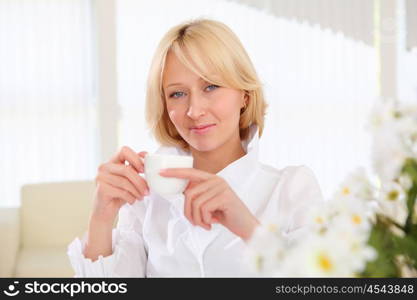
[84,146,149,261]
[92,146,150,224]
[159,168,260,241]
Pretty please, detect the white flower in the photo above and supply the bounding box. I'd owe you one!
[246,196,378,277]
[330,207,372,239]
[397,174,413,191]
[327,223,376,272]
[277,218,376,277]
[305,201,332,232]
[281,234,359,277]
[394,114,417,156]
[371,127,410,183]
[328,193,377,221]
[376,181,408,226]
[367,97,398,130]
[334,167,377,201]
[368,98,417,183]
[244,222,287,276]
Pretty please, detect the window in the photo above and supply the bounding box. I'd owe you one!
[0,0,98,207]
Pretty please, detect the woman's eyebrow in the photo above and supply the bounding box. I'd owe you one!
[165,78,206,88]
[166,83,182,88]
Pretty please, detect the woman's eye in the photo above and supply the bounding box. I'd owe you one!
[168,85,218,98]
[169,91,185,98]
[205,84,219,92]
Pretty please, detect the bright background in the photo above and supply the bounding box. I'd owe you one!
[1,0,416,207]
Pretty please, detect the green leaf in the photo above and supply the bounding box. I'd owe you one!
[402,158,417,183]
[392,235,417,270]
[361,219,399,277]
[409,224,417,237]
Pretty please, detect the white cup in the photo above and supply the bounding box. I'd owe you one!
[144,153,194,197]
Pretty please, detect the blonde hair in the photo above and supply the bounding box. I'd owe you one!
[145,18,268,151]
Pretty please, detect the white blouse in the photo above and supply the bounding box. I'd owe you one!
[67,124,324,277]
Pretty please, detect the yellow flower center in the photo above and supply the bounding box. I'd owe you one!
[352,214,362,225]
[387,190,399,201]
[317,253,333,272]
[315,216,324,224]
[255,255,263,271]
[342,187,350,195]
[267,223,278,233]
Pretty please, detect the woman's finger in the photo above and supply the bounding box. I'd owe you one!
[138,151,148,159]
[97,172,142,200]
[110,146,144,173]
[184,179,218,224]
[101,163,149,196]
[191,185,223,229]
[137,151,148,173]
[159,168,212,181]
[99,181,137,205]
[201,199,224,227]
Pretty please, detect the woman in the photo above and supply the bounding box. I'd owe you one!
[67,19,324,277]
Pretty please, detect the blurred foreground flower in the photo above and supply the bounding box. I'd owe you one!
[246,98,417,277]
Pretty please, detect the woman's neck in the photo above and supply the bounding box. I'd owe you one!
[191,136,246,174]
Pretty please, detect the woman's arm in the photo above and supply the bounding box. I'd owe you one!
[68,146,149,277]
[67,201,148,277]
[83,215,114,261]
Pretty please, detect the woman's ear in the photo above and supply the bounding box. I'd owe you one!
[243,91,249,107]
[240,93,248,115]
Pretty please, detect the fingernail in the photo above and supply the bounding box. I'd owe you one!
[145,189,150,195]
[159,169,166,174]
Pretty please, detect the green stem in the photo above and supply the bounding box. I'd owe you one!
[402,158,417,234]
[378,215,405,232]
[404,185,417,234]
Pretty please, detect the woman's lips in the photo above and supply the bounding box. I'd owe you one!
[190,124,216,134]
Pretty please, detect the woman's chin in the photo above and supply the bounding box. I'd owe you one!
[189,141,218,153]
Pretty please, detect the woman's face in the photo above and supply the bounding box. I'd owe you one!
[162,51,247,152]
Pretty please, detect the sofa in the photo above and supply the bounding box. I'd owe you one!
[0,181,95,277]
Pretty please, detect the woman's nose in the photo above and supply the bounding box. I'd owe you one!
[186,95,207,119]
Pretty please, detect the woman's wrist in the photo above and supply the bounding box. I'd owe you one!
[241,215,260,242]
[88,213,115,230]
[83,215,114,261]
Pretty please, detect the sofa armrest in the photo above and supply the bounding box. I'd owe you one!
[0,207,20,277]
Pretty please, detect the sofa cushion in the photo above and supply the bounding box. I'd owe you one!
[0,207,20,277]
[14,247,74,277]
[20,181,94,248]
